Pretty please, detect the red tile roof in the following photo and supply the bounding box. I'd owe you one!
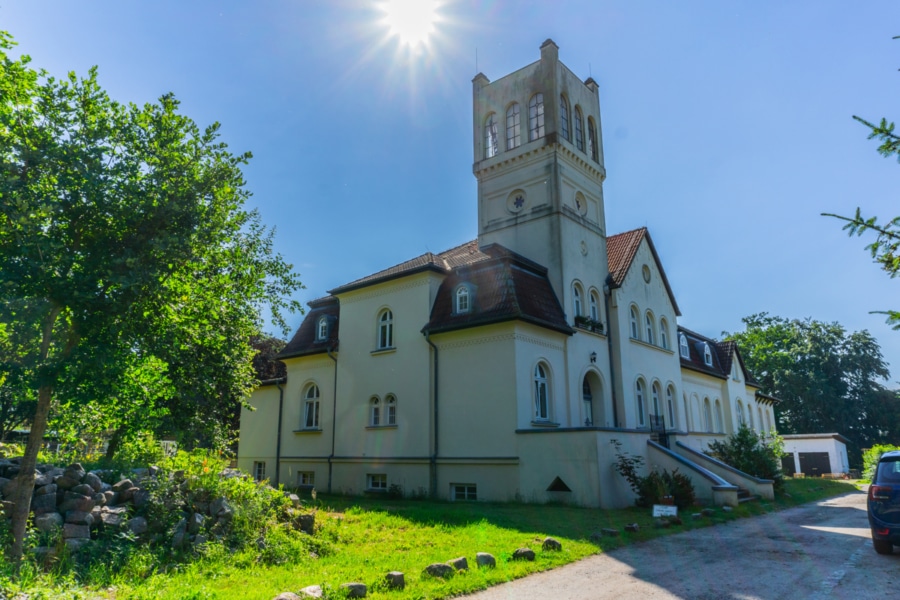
[606,227,681,316]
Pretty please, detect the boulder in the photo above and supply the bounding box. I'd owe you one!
[64,463,86,481]
[103,490,118,506]
[100,510,125,528]
[120,486,140,502]
[93,492,106,507]
[340,583,367,598]
[654,518,671,529]
[133,489,151,508]
[171,518,188,549]
[126,516,148,536]
[112,479,134,494]
[54,475,81,490]
[193,534,208,546]
[90,506,102,529]
[722,506,733,512]
[423,563,454,578]
[66,510,94,527]
[34,471,53,487]
[298,586,323,598]
[63,523,90,539]
[624,523,640,533]
[286,493,301,507]
[542,537,562,551]
[32,546,59,564]
[33,483,57,497]
[701,508,715,517]
[601,528,620,537]
[210,497,233,521]
[30,492,57,513]
[187,512,204,535]
[34,512,64,533]
[83,472,103,492]
[384,571,405,589]
[1,477,17,498]
[512,548,535,561]
[64,538,90,552]
[296,513,315,534]
[273,594,301,600]
[476,552,496,568]
[58,492,93,513]
[448,556,468,571]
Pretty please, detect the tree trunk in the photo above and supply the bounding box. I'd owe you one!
[105,425,125,460]
[8,383,53,565]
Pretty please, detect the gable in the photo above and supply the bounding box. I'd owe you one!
[607,227,681,316]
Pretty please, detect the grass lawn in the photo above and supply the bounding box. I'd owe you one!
[5,478,857,600]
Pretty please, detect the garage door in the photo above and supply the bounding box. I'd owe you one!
[781,455,796,476]
[799,452,830,477]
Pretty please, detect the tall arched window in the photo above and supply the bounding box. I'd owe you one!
[589,291,599,321]
[317,316,328,341]
[659,318,669,350]
[679,334,689,358]
[582,379,593,426]
[645,312,655,345]
[506,103,521,150]
[758,406,764,432]
[765,409,772,432]
[533,363,550,421]
[736,400,744,427]
[587,117,599,162]
[703,398,713,433]
[651,382,661,418]
[559,95,570,141]
[635,379,646,427]
[484,113,498,159]
[386,394,397,425]
[303,384,320,429]
[666,385,676,427]
[748,404,755,430]
[370,396,381,426]
[377,309,393,349]
[455,286,470,314]
[528,93,545,141]
[573,284,583,317]
[715,400,724,433]
[630,306,640,339]
[574,106,584,151]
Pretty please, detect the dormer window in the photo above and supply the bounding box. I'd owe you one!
[316,316,328,341]
[679,334,689,358]
[703,343,713,366]
[455,285,470,314]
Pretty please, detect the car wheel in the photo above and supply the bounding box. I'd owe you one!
[873,538,893,555]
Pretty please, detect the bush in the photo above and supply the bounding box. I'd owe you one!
[706,426,785,491]
[610,440,696,508]
[862,444,900,481]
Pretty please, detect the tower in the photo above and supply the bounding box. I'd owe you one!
[472,40,609,317]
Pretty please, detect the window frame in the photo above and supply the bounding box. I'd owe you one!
[703,343,713,366]
[303,384,320,429]
[589,290,599,321]
[573,283,583,318]
[630,306,640,339]
[559,95,570,141]
[451,483,477,501]
[666,385,676,427]
[253,461,266,482]
[659,318,669,350]
[703,398,713,433]
[645,311,655,345]
[370,395,381,426]
[484,112,498,159]
[636,378,646,427]
[533,362,551,421]
[715,400,724,433]
[455,285,470,314]
[651,382,661,418]
[316,316,328,341]
[377,308,394,350]
[587,117,599,162]
[506,103,521,150]
[297,471,315,488]
[366,473,387,492]
[528,93,545,141]
[385,393,397,426]
[679,334,690,358]
[574,106,584,151]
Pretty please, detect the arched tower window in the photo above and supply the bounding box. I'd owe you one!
[587,117,599,162]
[483,113,498,159]
[506,103,521,150]
[303,384,320,429]
[528,93,545,141]
[559,95,570,141]
[630,306,640,339]
[377,309,393,349]
[659,318,669,350]
[574,106,584,152]
[533,363,550,421]
[635,379,646,427]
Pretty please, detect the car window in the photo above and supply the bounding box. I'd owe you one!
[876,459,900,483]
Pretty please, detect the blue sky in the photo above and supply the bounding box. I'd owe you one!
[5,1,900,381]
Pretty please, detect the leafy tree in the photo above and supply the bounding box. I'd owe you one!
[0,32,302,563]
[725,314,899,467]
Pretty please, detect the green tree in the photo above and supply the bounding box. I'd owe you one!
[725,314,898,467]
[707,425,785,491]
[0,32,302,563]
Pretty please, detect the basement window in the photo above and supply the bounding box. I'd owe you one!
[451,484,477,501]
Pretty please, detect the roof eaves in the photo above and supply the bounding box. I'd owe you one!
[328,263,447,295]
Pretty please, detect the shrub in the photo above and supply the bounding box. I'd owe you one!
[610,440,696,508]
[862,444,900,481]
[706,426,785,491]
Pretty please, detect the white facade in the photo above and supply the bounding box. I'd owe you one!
[238,40,778,508]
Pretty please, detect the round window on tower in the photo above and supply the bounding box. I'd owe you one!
[642,264,651,283]
[574,191,588,216]
[507,189,527,214]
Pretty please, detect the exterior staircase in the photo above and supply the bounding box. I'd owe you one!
[737,487,759,504]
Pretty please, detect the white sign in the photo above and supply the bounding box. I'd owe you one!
[652,504,678,517]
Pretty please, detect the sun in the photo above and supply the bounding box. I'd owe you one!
[380,0,439,47]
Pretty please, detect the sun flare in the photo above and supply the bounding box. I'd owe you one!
[380,0,439,47]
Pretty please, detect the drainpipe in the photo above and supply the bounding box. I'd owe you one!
[424,331,439,499]
[273,378,286,486]
[326,344,338,494]
[603,283,619,428]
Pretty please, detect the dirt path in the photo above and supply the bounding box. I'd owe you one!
[464,492,900,600]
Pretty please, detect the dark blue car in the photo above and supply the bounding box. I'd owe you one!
[868,450,900,555]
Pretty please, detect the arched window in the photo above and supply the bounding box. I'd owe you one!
[630,306,640,339]
[370,396,381,426]
[574,106,584,152]
[303,384,320,429]
[573,284,583,317]
[666,385,676,427]
[736,400,744,427]
[748,404,755,430]
[703,398,713,433]
[386,394,397,425]
[582,379,593,426]
[528,93,545,141]
[765,409,772,432]
[589,291,599,321]
[533,363,550,421]
[715,400,724,433]
[317,316,328,341]
[635,379,646,427]
[703,343,713,366]
[651,382,661,418]
[587,117,599,162]
[559,95,570,141]
[377,309,393,349]
[679,334,689,358]
[455,286,470,314]
[758,406,764,432]
[645,312,655,345]
[506,103,521,150]
[483,113,498,159]
[659,318,669,350]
